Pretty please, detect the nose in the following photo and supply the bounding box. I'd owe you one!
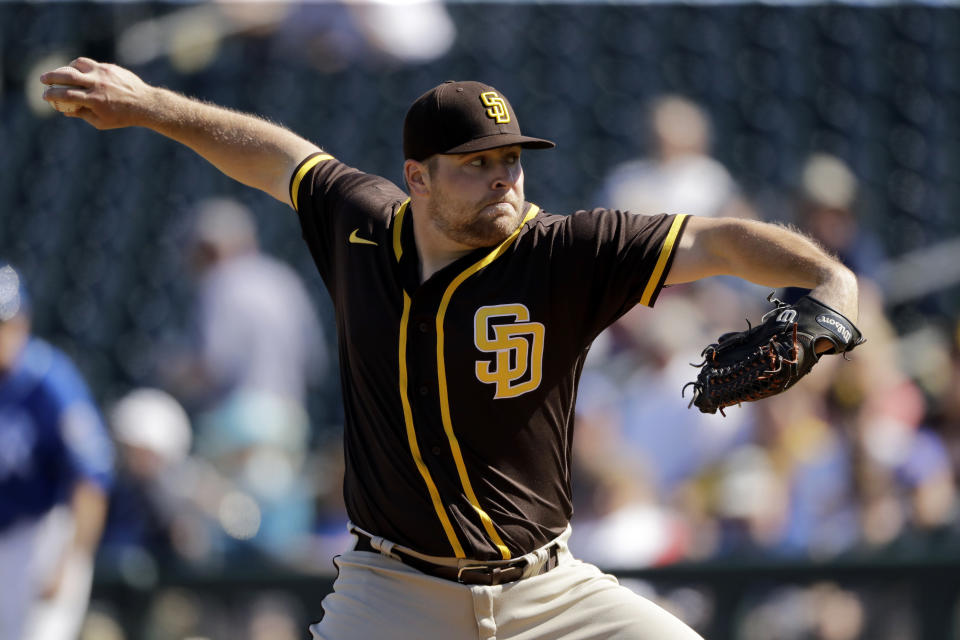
[490,161,519,191]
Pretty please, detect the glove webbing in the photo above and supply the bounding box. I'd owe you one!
[685,323,798,416]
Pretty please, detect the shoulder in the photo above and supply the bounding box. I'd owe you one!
[291,153,406,216]
[0,339,97,423]
[529,207,675,240]
[28,339,94,404]
[11,338,57,390]
[35,343,113,471]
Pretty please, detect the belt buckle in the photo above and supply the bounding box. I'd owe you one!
[457,563,525,586]
[456,564,491,584]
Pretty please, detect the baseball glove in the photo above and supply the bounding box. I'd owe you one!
[683,293,865,415]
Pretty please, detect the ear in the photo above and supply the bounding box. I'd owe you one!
[404,159,430,196]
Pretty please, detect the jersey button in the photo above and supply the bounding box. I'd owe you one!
[431,445,443,456]
[418,322,429,333]
[418,386,429,396]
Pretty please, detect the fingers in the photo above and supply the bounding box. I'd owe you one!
[39,58,144,129]
[40,58,98,114]
[42,84,87,100]
[71,56,98,72]
[40,57,100,87]
[40,66,91,89]
[41,85,87,114]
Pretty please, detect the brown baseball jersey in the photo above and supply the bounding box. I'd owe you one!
[291,152,689,562]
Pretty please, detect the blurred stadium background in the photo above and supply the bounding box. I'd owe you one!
[3,2,960,639]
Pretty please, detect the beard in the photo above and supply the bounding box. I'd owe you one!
[426,190,525,249]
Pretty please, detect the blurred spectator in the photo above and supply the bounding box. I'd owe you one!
[744,381,859,558]
[572,294,758,566]
[161,197,329,564]
[617,295,756,495]
[281,1,455,69]
[597,94,757,220]
[165,197,327,409]
[116,2,455,73]
[709,443,791,556]
[102,387,233,571]
[78,605,126,640]
[103,388,192,560]
[570,449,690,569]
[247,591,306,640]
[140,587,228,640]
[828,285,958,551]
[104,387,349,574]
[738,583,868,640]
[848,369,957,552]
[795,152,887,285]
[0,263,114,640]
[581,95,765,510]
[931,318,960,476]
[576,280,959,565]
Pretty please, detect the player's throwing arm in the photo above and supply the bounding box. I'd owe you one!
[40,57,321,205]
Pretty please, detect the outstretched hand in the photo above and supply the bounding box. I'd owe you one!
[39,56,323,205]
[41,57,154,130]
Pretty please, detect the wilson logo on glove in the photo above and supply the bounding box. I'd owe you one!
[816,314,853,343]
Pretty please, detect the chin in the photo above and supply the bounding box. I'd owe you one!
[478,218,520,247]
[484,201,521,217]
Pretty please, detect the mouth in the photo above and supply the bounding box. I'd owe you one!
[480,200,516,215]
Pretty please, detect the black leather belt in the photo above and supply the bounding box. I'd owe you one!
[353,531,559,586]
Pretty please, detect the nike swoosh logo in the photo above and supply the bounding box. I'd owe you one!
[348,228,377,246]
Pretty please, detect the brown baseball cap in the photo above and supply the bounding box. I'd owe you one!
[403,81,556,161]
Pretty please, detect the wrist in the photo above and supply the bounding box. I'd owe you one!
[810,265,859,321]
[132,85,169,128]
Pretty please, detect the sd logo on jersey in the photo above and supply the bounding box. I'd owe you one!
[474,304,544,399]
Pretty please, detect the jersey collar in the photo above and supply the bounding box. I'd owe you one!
[391,201,538,292]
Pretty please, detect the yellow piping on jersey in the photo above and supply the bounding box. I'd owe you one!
[393,200,410,262]
[639,214,688,307]
[398,292,466,557]
[289,153,333,211]
[434,204,540,561]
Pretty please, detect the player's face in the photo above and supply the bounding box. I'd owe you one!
[425,145,526,248]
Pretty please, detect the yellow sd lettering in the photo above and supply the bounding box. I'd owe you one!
[480,92,511,124]
[474,304,544,399]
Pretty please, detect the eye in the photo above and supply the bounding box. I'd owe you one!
[469,157,485,167]
[505,153,519,165]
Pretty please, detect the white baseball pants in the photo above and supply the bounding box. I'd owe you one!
[309,527,703,640]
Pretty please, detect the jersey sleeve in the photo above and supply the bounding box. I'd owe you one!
[565,209,689,340]
[289,152,407,283]
[46,349,115,492]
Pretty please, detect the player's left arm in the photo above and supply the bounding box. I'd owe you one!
[41,353,116,598]
[41,480,110,599]
[70,479,110,556]
[665,216,859,322]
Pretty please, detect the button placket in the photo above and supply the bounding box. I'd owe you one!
[405,299,446,466]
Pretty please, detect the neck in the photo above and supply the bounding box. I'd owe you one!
[410,204,474,282]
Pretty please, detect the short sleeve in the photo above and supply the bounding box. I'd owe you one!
[47,353,115,490]
[562,209,689,340]
[288,153,406,282]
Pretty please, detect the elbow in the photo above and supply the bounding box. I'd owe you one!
[673,216,747,280]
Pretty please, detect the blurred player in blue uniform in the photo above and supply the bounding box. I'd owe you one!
[0,263,114,640]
